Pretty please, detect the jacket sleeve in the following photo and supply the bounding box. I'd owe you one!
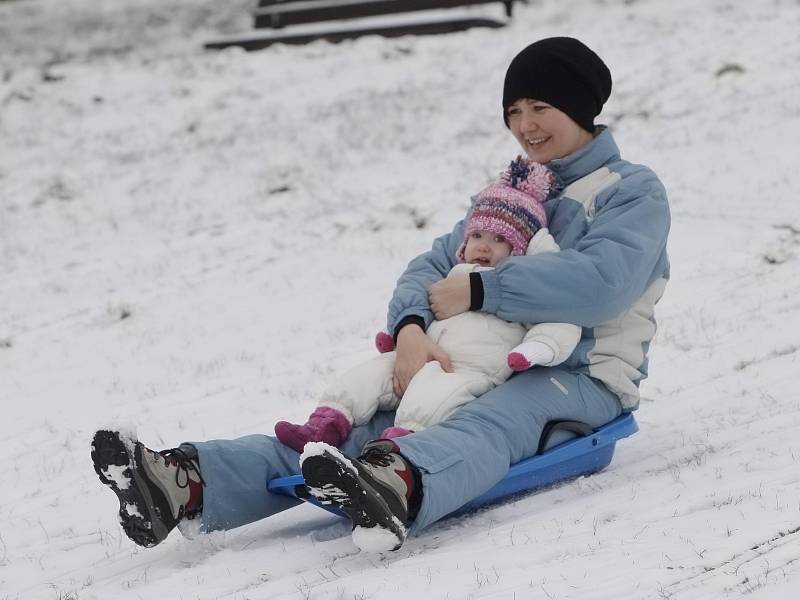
[508,229,580,366]
[479,169,670,327]
[386,218,465,334]
[515,321,582,366]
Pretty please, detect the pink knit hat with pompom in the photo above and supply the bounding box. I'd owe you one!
[457,158,554,261]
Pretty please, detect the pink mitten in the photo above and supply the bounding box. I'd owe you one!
[507,340,555,371]
[375,331,395,353]
[507,352,531,372]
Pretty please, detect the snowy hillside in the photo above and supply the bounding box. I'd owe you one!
[1,0,799,598]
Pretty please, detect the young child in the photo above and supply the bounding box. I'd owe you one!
[274,158,581,453]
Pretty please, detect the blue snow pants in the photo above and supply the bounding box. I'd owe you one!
[191,367,622,535]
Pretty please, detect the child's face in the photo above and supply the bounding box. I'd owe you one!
[463,230,513,267]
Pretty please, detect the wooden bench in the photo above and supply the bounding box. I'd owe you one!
[253,0,516,29]
[205,0,519,51]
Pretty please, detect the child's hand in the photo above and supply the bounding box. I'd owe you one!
[429,273,471,320]
[393,325,453,397]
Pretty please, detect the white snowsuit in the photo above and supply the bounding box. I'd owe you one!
[320,229,581,432]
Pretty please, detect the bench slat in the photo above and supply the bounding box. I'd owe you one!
[254,0,514,29]
[207,15,506,51]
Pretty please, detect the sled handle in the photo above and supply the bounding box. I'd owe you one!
[537,420,594,454]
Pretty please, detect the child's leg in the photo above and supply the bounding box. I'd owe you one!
[275,353,398,451]
[394,362,493,431]
[319,352,399,424]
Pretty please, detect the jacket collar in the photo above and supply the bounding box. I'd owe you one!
[547,126,620,187]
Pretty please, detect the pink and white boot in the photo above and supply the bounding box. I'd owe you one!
[275,406,352,453]
[380,426,413,439]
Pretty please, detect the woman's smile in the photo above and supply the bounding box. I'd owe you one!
[523,135,551,156]
[526,136,549,145]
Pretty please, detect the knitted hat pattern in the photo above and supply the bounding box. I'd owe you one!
[457,158,554,261]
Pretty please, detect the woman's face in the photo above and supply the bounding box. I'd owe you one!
[506,98,593,163]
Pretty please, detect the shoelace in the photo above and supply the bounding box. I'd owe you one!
[159,448,206,489]
[360,445,417,520]
[360,446,394,468]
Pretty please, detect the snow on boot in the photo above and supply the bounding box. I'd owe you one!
[380,426,413,439]
[300,439,420,552]
[91,430,204,548]
[274,406,351,453]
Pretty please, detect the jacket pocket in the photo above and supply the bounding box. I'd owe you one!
[417,453,463,475]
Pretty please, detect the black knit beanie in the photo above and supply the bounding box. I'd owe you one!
[502,37,612,132]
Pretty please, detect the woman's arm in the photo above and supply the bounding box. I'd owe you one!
[386,218,465,336]
[479,170,670,326]
[386,219,464,396]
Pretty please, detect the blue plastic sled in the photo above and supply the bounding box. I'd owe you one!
[267,413,638,517]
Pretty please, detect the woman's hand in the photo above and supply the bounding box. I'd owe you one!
[429,273,471,320]
[393,325,453,397]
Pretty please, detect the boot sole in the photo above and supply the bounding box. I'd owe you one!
[90,430,171,547]
[300,447,406,551]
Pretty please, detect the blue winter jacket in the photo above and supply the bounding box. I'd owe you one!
[387,127,670,410]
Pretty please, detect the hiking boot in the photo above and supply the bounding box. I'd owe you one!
[275,406,352,453]
[300,439,421,552]
[91,430,204,548]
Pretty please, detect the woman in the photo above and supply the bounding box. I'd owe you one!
[91,37,670,552]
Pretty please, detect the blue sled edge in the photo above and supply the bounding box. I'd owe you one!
[267,413,638,517]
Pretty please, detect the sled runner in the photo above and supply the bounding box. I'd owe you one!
[267,412,638,515]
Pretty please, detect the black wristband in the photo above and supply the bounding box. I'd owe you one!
[393,315,426,343]
[469,272,484,311]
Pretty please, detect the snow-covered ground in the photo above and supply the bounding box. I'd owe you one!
[2,0,799,598]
